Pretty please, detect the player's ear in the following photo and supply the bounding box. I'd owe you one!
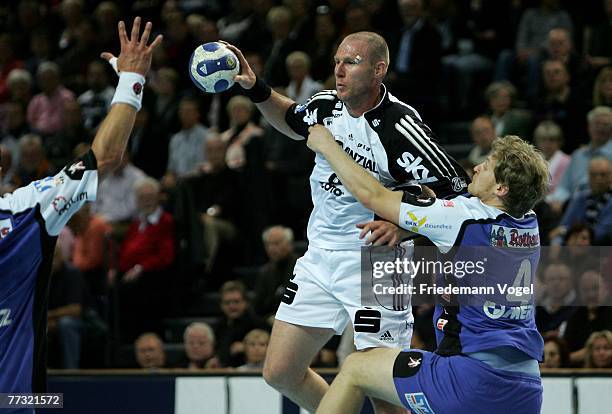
[374,61,387,80]
[495,183,509,198]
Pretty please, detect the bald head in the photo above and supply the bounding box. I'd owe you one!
[343,31,389,68]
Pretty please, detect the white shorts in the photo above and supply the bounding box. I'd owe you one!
[275,245,414,350]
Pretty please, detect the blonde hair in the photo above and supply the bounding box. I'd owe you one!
[286,51,311,70]
[492,136,550,217]
[534,120,564,145]
[243,329,270,344]
[593,67,612,106]
[584,330,612,368]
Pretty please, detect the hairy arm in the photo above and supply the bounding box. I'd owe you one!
[307,125,402,223]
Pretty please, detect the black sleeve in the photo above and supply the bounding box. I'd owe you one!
[284,90,338,138]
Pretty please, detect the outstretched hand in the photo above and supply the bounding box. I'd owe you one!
[100,17,163,77]
[357,221,403,246]
[307,125,335,153]
[219,40,256,89]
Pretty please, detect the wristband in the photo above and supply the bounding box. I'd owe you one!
[111,72,145,111]
[242,76,271,103]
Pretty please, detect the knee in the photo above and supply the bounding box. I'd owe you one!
[263,357,305,391]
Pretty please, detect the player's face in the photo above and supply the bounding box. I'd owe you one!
[468,156,498,200]
[334,38,377,105]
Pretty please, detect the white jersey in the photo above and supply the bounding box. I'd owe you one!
[285,86,469,250]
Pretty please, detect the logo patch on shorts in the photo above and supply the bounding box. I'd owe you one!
[405,393,435,414]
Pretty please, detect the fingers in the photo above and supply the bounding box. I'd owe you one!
[100,52,115,61]
[147,34,163,53]
[118,21,128,47]
[140,21,152,46]
[130,16,141,44]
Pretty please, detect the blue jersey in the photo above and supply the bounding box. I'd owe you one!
[0,151,98,394]
[398,194,544,361]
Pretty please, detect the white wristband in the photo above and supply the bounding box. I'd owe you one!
[111,72,145,111]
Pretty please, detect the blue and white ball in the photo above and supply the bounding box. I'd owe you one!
[189,42,240,93]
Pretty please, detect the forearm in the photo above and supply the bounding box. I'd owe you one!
[91,102,137,180]
[255,90,303,141]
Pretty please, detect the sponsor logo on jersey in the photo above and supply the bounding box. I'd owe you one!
[0,218,12,238]
[452,176,467,192]
[33,175,64,192]
[52,192,88,216]
[68,161,86,175]
[320,173,344,196]
[0,308,12,328]
[332,109,342,118]
[295,102,308,113]
[490,225,539,248]
[397,152,430,181]
[407,356,422,368]
[334,101,342,109]
[436,318,448,331]
[404,393,435,414]
[372,118,380,127]
[482,301,534,320]
[336,140,378,173]
[404,212,452,233]
[303,108,318,125]
[379,330,394,341]
[442,200,454,207]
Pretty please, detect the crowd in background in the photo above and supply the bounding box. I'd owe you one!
[0,0,611,370]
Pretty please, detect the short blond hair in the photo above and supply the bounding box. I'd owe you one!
[492,136,550,217]
[584,330,612,368]
[243,329,270,344]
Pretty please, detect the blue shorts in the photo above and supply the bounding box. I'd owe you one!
[392,350,542,414]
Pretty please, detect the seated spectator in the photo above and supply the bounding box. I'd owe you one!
[254,225,299,321]
[10,134,52,188]
[558,224,599,276]
[0,33,24,103]
[128,103,169,179]
[532,60,587,153]
[92,153,146,225]
[221,96,265,171]
[485,81,532,140]
[237,329,270,371]
[149,67,180,136]
[583,3,612,75]
[552,158,611,245]
[5,69,32,108]
[1,101,29,163]
[0,144,15,193]
[534,120,570,200]
[116,177,175,341]
[549,106,612,211]
[48,245,84,369]
[541,335,570,368]
[77,60,115,134]
[45,100,90,173]
[215,281,269,367]
[564,270,612,366]
[26,61,76,136]
[584,330,612,368]
[467,115,496,166]
[67,204,112,297]
[592,66,612,108]
[284,51,323,105]
[135,332,166,370]
[162,96,210,189]
[178,322,220,370]
[536,262,577,335]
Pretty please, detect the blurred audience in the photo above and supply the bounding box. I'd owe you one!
[534,120,570,200]
[179,322,220,369]
[237,329,270,371]
[467,115,496,165]
[135,332,167,370]
[541,335,570,368]
[485,81,532,139]
[584,330,612,368]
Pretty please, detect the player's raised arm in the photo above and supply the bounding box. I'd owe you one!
[93,17,162,180]
[307,125,403,222]
[221,41,304,141]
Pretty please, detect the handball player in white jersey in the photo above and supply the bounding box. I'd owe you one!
[223,32,469,413]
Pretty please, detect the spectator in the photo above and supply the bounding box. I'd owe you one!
[45,100,90,173]
[162,96,210,188]
[467,116,496,166]
[564,271,612,365]
[532,59,587,152]
[27,61,76,136]
[285,51,323,105]
[222,96,264,171]
[135,332,166,370]
[306,7,337,84]
[584,330,612,368]
[179,322,220,369]
[549,106,612,210]
[215,281,269,367]
[77,61,115,134]
[1,101,30,166]
[0,144,15,193]
[389,0,442,114]
[554,158,611,245]
[485,81,532,139]
[128,103,169,179]
[149,67,180,135]
[533,120,570,199]
[5,68,32,108]
[10,134,52,188]
[263,6,296,87]
[592,66,612,107]
[237,329,270,371]
[48,245,84,369]
[584,0,612,74]
[67,203,112,297]
[116,177,175,340]
[0,33,24,103]
[541,335,570,368]
[92,153,146,225]
[536,262,577,335]
[254,225,299,320]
